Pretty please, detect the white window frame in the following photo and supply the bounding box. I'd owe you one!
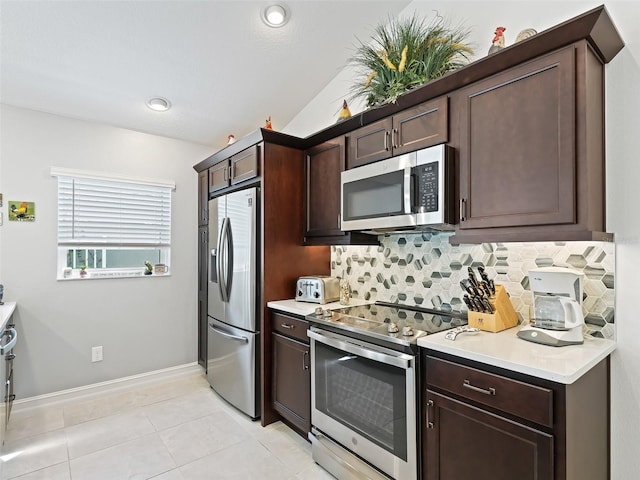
[51,167,175,280]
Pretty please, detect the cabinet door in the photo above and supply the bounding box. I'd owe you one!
[197,226,208,367]
[198,170,209,226]
[424,391,553,480]
[209,160,229,193]
[457,46,575,230]
[272,333,311,434]
[393,96,448,155]
[230,146,259,185]
[346,117,393,168]
[305,138,346,238]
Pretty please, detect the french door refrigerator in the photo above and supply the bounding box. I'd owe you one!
[207,187,260,419]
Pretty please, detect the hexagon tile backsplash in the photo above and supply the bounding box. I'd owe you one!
[331,233,615,339]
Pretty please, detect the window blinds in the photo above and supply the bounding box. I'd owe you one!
[57,176,172,247]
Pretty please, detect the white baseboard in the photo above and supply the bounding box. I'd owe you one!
[13,362,204,413]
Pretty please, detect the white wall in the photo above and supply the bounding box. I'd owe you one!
[0,105,212,398]
[284,1,640,477]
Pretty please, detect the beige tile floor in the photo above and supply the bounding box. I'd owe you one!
[2,373,335,479]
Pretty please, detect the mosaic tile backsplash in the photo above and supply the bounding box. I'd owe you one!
[331,233,615,339]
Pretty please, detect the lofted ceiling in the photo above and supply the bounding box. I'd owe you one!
[0,0,411,150]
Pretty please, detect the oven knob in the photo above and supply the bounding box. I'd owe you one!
[402,326,414,336]
[387,322,399,333]
[314,291,320,298]
[297,290,303,297]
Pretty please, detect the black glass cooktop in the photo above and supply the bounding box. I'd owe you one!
[306,301,467,347]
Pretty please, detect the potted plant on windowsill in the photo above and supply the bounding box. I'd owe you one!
[348,13,474,108]
[79,265,87,278]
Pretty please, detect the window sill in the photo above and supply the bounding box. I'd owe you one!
[57,270,171,281]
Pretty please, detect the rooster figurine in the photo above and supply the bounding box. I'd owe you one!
[488,26,506,55]
[264,116,273,130]
[337,100,352,122]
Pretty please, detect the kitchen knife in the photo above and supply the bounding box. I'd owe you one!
[460,279,476,296]
[477,265,490,283]
[480,280,493,297]
[480,296,495,313]
[467,267,479,287]
[489,279,496,295]
[463,294,476,311]
[471,295,486,312]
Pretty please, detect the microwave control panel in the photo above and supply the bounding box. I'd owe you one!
[414,161,439,213]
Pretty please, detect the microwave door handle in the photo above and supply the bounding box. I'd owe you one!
[404,165,413,215]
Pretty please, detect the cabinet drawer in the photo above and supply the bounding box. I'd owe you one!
[426,356,553,427]
[272,312,309,343]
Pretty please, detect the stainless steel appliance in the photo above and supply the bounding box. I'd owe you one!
[295,276,340,304]
[1,321,17,429]
[307,302,466,480]
[518,267,585,346]
[340,144,455,233]
[207,187,260,418]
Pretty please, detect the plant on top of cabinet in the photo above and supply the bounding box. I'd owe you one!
[348,13,473,107]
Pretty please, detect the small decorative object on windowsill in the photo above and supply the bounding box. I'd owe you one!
[264,116,273,130]
[337,99,352,122]
[154,264,167,274]
[348,12,473,107]
[79,266,87,278]
[144,260,153,276]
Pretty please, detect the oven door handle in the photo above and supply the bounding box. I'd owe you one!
[0,328,17,355]
[308,329,413,370]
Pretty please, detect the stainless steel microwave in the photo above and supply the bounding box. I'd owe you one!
[340,144,456,233]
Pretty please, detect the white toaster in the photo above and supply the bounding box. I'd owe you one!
[295,276,340,304]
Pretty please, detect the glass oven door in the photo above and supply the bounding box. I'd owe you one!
[308,327,417,480]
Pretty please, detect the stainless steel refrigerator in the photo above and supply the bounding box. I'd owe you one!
[207,187,260,419]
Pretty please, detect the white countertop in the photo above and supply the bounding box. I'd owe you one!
[267,298,372,317]
[418,324,616,384]
[0,302,17,330]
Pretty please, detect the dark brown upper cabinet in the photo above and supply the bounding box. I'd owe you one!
[304,137,379,246]
[451,41,613,244]
[209,146,259,194]
[346,96,448,169]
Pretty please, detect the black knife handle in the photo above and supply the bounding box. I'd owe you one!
[478,265,490,283]
[463,294,475,311]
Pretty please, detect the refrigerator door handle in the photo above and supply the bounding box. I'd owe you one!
[217,218,228,302]
[224,216,234,300]
[208,322,248,343]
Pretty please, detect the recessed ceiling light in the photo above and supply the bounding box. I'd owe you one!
[146,97,171,112]
[262,4,289,27]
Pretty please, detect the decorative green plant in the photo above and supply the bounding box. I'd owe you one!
[349,13,474,107]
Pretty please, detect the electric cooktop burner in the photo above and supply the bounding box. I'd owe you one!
[306,301,467,349]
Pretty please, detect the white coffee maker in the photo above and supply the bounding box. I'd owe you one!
[517,267,585,346]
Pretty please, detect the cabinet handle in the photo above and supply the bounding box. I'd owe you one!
[384,131,390,151]
[230,163,236,179]
[459,198,466,222]
[223,167,229,182]
[337,213,341,228]
[426,399,434,429]
[463,379,496,396]
[281,323,295,329]
[393,127,399,149]
[303,351,309,370]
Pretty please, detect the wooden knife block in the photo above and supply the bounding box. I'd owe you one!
[467,284,518,332]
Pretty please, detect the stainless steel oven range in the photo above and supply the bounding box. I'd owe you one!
[306,302,466,480]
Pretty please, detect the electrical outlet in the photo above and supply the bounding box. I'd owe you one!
[91,346,103,362]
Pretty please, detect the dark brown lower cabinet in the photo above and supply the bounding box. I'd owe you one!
[425,390,553,480]
[423,351,610,480]
[271,327,311,435]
